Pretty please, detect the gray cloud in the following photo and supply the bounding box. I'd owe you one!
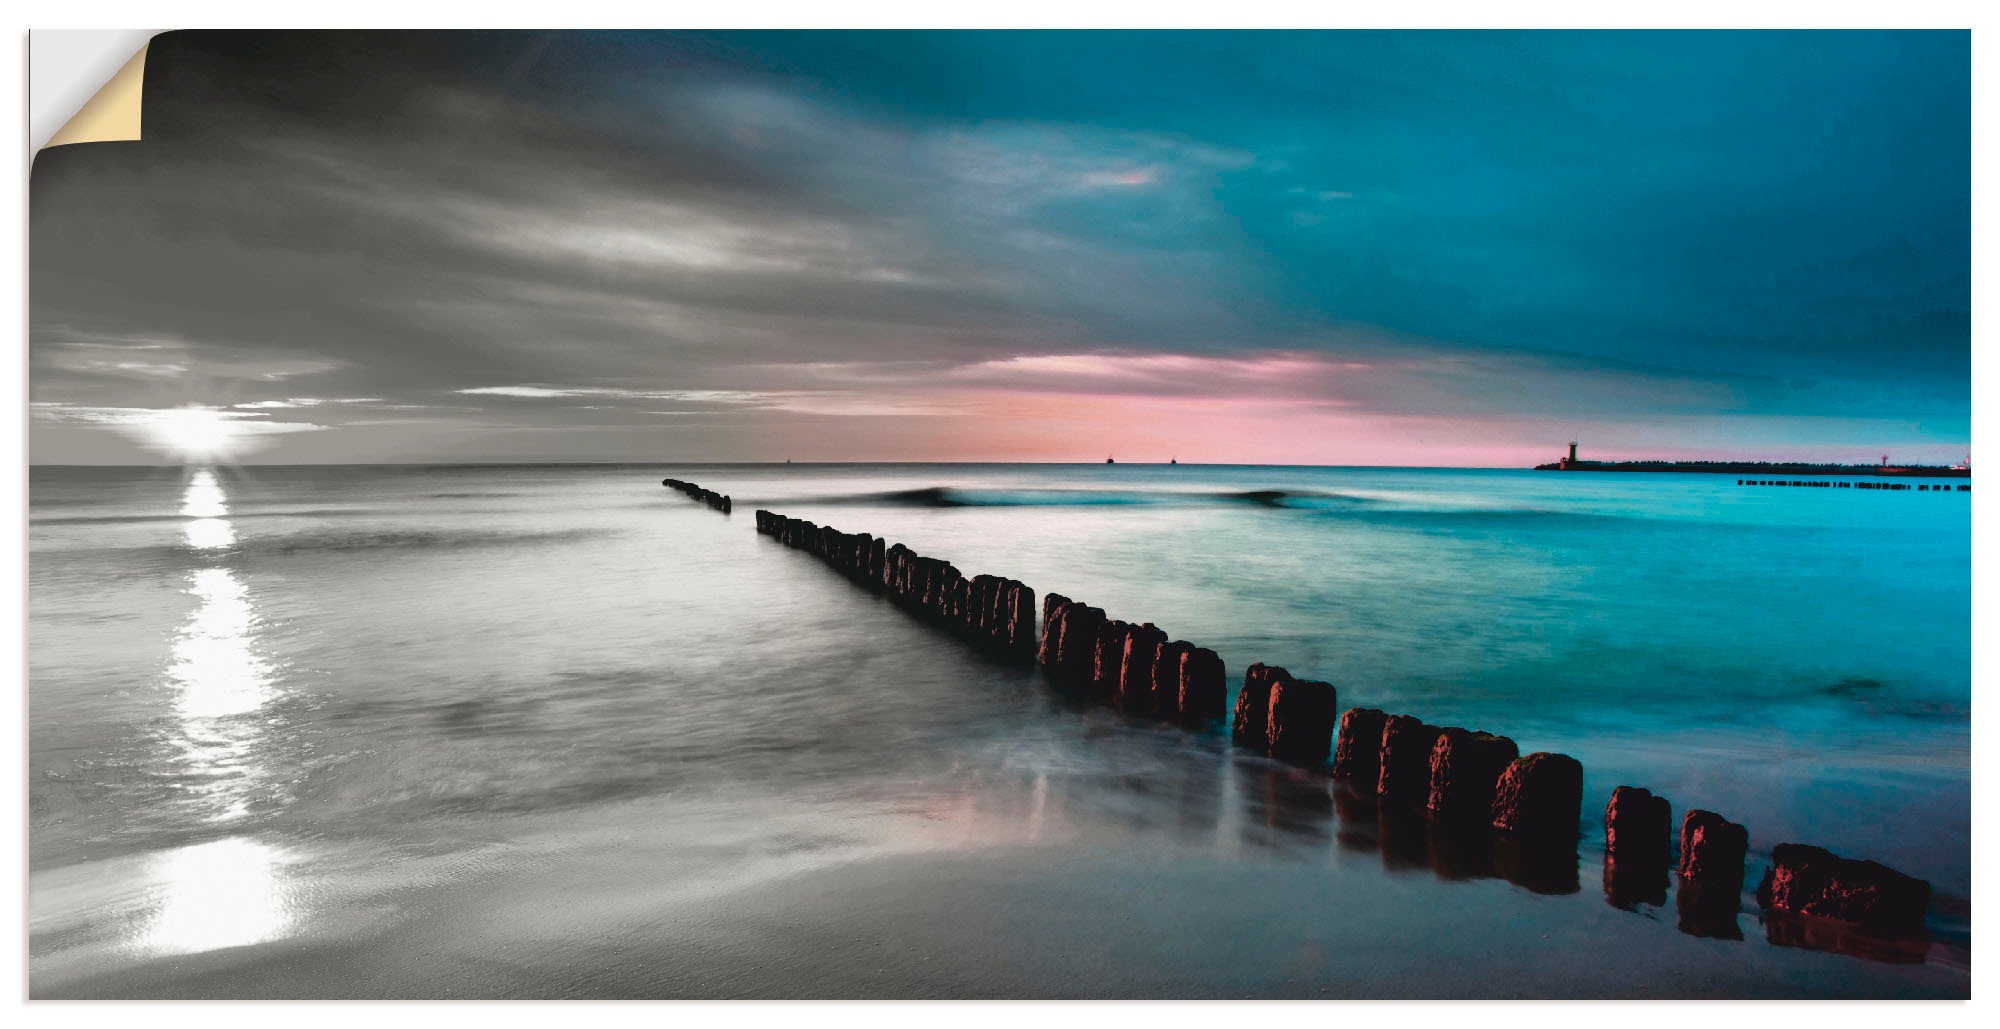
[28,31,1970,464]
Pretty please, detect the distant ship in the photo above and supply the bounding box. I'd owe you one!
[1169,457,1178,465]
[1105,455,1116,465]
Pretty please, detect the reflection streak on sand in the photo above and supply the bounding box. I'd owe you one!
[140,838,294,956]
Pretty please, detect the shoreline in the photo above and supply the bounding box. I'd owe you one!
[30,767,1972,1000]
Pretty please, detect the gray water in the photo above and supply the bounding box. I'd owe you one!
[26,463,1971,997]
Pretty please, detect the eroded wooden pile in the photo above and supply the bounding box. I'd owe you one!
[661,477,731,512]
[754,509,1035,660]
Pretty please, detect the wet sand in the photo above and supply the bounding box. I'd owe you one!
[31,752,1970,1000]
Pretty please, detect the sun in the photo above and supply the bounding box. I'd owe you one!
[139,405,245,463]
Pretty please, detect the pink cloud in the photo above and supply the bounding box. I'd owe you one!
[1079,167,1160,188]
[941,351,1369,400]
[731,387,1557,466]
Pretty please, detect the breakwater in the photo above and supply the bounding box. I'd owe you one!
[1738,479,1969,492]
[1537,460,1970,478]
[743,501,1939,964]
[662,478,732,512]
[753,509,1036,661]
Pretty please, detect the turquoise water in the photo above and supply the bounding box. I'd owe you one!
[26,464,1970,997]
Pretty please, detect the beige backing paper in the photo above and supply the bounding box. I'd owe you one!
[41,42,150,149]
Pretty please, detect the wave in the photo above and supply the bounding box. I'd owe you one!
[781,486,1166,508]
[767,485,1384,509]
[1217,489,1375,509]
[879,486,975,507]
[897,487,1166,507]
[1811,677,1966,722]
[739,483,1643,525]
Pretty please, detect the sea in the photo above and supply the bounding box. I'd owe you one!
[25,463,1972,998]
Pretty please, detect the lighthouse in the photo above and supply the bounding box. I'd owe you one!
[1558,441,1579,469]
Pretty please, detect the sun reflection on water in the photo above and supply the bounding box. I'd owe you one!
[170,567,272,720]
[181,469,228,518]
[130,469,300,955]
[182,469,236,550]
[167,469,276,813]
[184,517,237,550]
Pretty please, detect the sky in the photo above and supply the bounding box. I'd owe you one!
[29,29,1972,465]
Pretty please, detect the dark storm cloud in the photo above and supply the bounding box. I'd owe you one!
[29,30,1970,463]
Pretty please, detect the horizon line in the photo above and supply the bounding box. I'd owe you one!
[24,458,1968,470]
[28,459,1528,469]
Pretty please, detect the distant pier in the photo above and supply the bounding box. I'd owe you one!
[1538,460,1970,478]
[1737,479,1968,492]
[1534,442,1970,479]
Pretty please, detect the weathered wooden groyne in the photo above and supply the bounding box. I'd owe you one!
[1038,594,1230,728]
[743,502,1940,961]
[753,509,1036,661]
[662,477,732,512]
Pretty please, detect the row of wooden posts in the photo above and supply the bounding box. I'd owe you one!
[662,478,732,512]
[1030,594,1767,921]
[695,487,1935,949]
[753,509,1037,661]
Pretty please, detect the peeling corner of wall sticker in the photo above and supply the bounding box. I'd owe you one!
[37,31,161,151]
